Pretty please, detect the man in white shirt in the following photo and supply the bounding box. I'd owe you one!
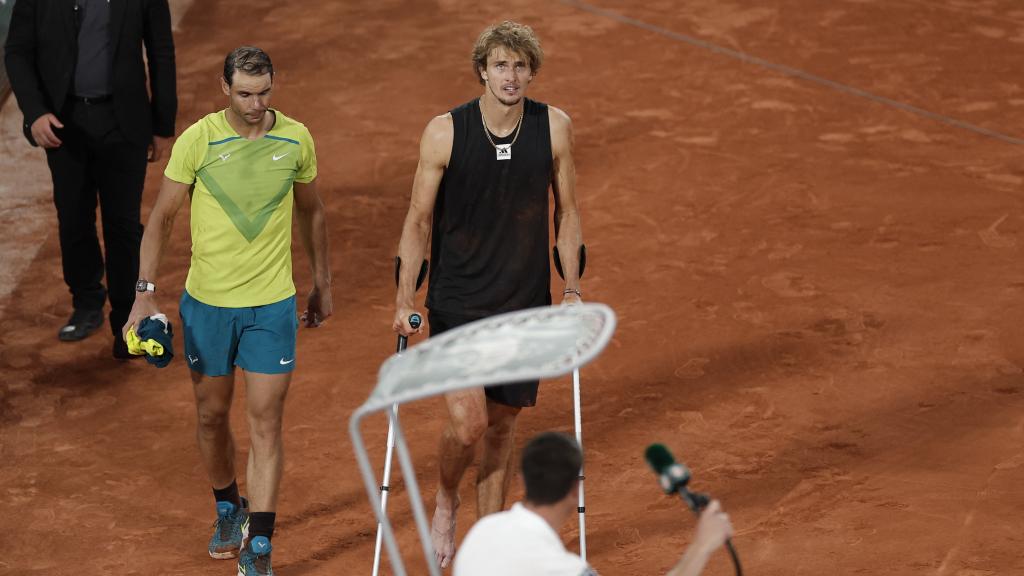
[455,433,734,576]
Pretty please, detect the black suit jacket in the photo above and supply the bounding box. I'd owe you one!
[3,0,177,147]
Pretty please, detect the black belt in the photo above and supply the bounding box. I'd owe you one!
[70,94,112,104]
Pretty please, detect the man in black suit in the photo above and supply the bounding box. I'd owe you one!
[4,0,176,358]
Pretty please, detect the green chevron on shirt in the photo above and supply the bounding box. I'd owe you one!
[197,140,296,243]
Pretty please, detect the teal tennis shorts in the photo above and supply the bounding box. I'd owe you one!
[179,291,298,377]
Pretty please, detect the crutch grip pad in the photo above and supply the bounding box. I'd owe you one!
[552,244,586,280]
[395,256,429,290]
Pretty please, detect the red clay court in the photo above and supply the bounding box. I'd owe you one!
[2,1,1024,575]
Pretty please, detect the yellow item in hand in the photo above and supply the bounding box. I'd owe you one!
[126,327,166,356]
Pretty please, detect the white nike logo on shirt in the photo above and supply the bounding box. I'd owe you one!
[272,152,290,161]
[279,358,294,365]
[219,153,231,162]
[188,355,199,364]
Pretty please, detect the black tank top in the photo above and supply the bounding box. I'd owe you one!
[426,97,553,317]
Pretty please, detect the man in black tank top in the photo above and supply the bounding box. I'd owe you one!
[392,21,584,569]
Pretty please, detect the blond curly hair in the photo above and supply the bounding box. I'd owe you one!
[471,21,544,85]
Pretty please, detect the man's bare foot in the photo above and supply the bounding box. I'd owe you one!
[431,490,460,568]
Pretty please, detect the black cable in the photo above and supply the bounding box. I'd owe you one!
[724,540,743,576]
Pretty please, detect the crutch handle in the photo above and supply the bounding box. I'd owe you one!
[397,313,422,353]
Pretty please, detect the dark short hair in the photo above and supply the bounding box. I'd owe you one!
[521,432,581,505]
[223,46,274,86]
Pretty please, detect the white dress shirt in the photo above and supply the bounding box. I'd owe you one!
[454,502,597,576]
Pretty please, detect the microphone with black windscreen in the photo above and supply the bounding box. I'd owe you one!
[644,443,743,576]
[645,444,700,502]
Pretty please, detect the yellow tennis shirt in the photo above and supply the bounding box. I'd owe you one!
[165,109,317,307]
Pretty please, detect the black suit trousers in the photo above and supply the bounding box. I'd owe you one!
[45,99,147,334]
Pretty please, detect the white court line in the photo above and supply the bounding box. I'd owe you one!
[560,0,1024,146]
[0,97,51,321]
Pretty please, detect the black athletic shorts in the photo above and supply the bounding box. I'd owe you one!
[428,309,539,408]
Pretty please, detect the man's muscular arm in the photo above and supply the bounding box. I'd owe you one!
[294,180,332,327]
[550,106,583,304]
[122,177,191,337]
[393,114,453,336]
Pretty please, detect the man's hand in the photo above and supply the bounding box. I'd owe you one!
[666,499,734,576]
[122,293,161,340]
[393,305,422,337]
[692,500,733,555]
[301,284,333,327]
[31,113,63,148]
[148,135,172,162]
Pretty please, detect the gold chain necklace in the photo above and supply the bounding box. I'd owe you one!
[480,99,523,160]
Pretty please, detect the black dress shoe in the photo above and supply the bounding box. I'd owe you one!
[112,336,143,361]
[58,309,104,341]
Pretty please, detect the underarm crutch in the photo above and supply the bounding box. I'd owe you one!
[553,244,588,560]
[371,257,428,576]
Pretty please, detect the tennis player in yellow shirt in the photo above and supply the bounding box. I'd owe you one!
[123,46,331,576]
